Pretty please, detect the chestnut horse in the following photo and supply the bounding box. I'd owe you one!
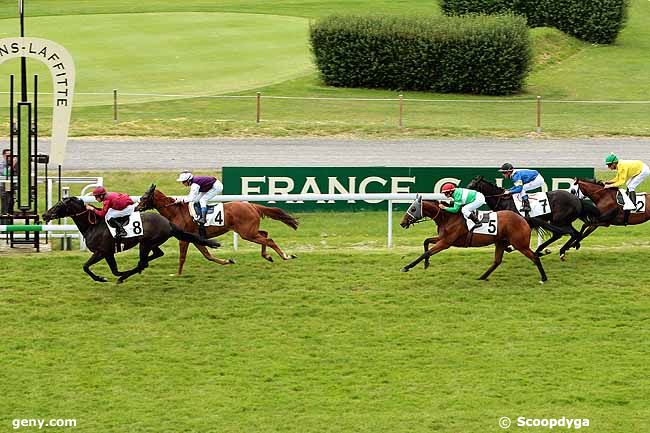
[400,196,547,282]
[135,185,298,275]
[572,178,650,242]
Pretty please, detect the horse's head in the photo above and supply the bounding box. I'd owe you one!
[572,178,606,199]
[401,195,424,228]
[42,197,86,222]
[466,175,484,191]
[135,183,156,212]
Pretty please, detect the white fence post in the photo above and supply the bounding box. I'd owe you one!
[387,200,393,248]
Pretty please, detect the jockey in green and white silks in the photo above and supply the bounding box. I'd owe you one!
[440,182,486,228]
[499,162,545,214]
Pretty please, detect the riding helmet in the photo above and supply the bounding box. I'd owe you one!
[605,153,618,165]
[92,186,107,196]
[176,171,193,182]
[499,162,514,172]
[441,182,457,194]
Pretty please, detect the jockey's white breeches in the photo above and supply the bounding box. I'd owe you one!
[461,192,486,218]
[516,175,546,200]
[196,180,223,208]
[105,204,135,221]
[626,164,650,191]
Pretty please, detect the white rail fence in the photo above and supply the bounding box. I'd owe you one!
[2,193,449,250]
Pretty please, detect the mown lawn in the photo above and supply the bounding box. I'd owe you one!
[1,0,649,137]
[1,211,650,432]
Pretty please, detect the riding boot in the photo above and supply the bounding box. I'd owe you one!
[198,207,208,224]
[521,195,531,215]
[628,190,637,208]
[110,219,128,238]
[469,212,482,229]
[199,222,207,239]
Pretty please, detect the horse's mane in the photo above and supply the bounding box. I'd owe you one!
[470,176,505,194]
[153,189,177,206]
[577,178,605,186]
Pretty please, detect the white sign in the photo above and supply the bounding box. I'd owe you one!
[106,212,143,239]
[0,37,76,165]
[466,211,498,235]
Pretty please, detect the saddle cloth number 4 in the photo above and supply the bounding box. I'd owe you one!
[106,212,143,238]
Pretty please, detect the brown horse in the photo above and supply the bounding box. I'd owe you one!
[572,178,650,241]
[400,196,547,282]
[135,185,298,275]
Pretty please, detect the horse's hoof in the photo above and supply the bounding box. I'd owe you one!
[116,279,124,285]
[96,277,108,283]
[228,259,236,264]
[560,254,567,262]
[505,247,513,253]
[544,249,551,255]
[290,254,297,259]
[575,243,581,250]
[265,256,274,262]
[540,280,546,284]
[424,262,430,270]
[400,267,409,273]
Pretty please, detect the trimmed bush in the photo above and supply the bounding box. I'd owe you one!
[310,14,532,95]
[441,0,628,44]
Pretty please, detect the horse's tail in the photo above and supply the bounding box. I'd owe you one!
[254,204,299,230]
[578,199,601,223]
[170,223,220,248]
[524,217,570,238]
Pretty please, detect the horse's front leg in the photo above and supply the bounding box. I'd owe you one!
[402,242,449,272]
[104,254,126,277]
[423,236,440,269]
[83,251,108,282]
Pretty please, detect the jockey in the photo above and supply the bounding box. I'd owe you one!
[603,153,650,222]
[439,182,485,228]
[87,186,135,238]
[499,162,545,214]
[176,171,224,228]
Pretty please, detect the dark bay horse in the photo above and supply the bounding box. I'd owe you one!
[400,196,547,282]
[572,178,650,240]
[43,197,220,283]
[467,176,600,260]
[135,185,299,275]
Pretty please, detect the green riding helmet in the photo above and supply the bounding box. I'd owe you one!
[605,153,618,165]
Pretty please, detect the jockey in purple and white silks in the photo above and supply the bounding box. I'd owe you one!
[176,171,224,227]
[499,163,545,215]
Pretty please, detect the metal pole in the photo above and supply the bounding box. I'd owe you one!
[398,94,403,128]
[233,232,238,251]
[536,96,542,133]
[113,89,118,122]
[256,92,261,124]
[387,200,393,248]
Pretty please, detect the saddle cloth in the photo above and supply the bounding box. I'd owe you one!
[616,191,646,213]
[189,202,225,227]
[106,212,143,238]
[465,210,498,235]
[513,192,551,217]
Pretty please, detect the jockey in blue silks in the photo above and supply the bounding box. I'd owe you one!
[498,163,545,214]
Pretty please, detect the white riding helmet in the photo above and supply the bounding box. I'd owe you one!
[176,171,193,183]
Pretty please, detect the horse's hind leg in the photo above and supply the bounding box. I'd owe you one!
[194,244,236,265]
[262,231,296,260]
[534,232,562,257]
[83,251,108,283]
[177,241,190,276]
[479,242,506,280]
[558,227,582,260]
[518,247,548,282]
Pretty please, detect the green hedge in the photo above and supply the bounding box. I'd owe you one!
[441,0,628,44]
[310,14,531,95]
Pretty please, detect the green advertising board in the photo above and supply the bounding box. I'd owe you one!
[223,167,595,211]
